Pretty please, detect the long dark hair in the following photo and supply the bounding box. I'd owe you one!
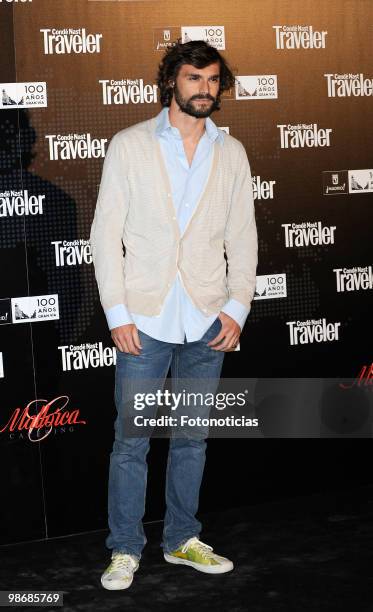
[155,39,236,109]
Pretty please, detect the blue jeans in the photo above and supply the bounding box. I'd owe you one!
[105,316,225,559]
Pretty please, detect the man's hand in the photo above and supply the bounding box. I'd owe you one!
[111,323,142,355]
[207,312,241,352]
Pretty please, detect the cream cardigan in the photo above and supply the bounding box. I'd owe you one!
[90,116,258,317]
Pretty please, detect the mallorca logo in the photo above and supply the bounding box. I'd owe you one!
[58,342,116,371]
[51,239,92,266]
[282,221,336,247]
[287,318,341,346]
[235,76,278,100]
[99,79,158,105]
[11,295,59,323]
[0,83,47,109]
[254,274,287,300]
[273,25,327,49]
[153,27,179,51]
[334,266,373,292]
[278,123,332,148]
[252,175,276,200]
[45,133,107,160]
[324,73,373,97]
[40,28,103,55]
[181,26,225,50]
[0,189,45,216]
[322,171,348,195]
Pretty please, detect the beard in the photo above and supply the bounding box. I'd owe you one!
[173,83,219,118]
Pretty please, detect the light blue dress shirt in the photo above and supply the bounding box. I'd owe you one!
[105,106,249,343]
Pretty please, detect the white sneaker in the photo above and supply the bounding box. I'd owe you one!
[101,552,139,590]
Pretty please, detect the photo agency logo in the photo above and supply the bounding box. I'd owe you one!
[181,26,225,50]
[45,133,107,160]
[273,25,327,49]
[235,76,278,100]
[11,294,59,323]
[0,83,47,109]
[40,28,103,54]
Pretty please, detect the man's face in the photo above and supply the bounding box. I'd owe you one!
[172,62,221,118]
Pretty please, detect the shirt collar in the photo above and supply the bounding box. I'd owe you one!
[155,106,224,144]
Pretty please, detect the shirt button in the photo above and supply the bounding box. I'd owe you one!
[167,193,171,198]
[185,203,189,207]
[172,215,176,220]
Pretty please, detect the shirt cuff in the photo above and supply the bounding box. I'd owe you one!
[105,303,134,330]
[220,298,250,331]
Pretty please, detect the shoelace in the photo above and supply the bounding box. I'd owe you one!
[109,554,135,574]
[181,537,215,560]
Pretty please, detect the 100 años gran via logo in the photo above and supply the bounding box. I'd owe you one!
[40,28,103,54]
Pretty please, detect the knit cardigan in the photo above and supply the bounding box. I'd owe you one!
[90,116,258,318]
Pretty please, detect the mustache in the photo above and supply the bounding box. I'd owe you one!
[190,95,215,101]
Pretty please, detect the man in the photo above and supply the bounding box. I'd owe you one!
[90,39,258,590]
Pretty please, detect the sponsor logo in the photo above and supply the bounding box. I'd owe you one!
[45,133,107,160]
[99,79,158,105]
[40,28,102,55]
[282,221,336,247]
[278,123,332,148]
[322,171,348,195]
[348,169,373,193]
[52,239,92,266]
[323,169,373,195]
[334,266,373,292]
[153,27,179,51]
[235,75,278,99]
[0,299,11,325]
[252,175,276,200]
[11,295,59,323]
[273,25,327,49]
[0,190,45,216]
[325,73,373,97]
[0,82,47,109]
[254,274,287,300]
[0,353,3,379]
[287,318,341,345]
[58,342,116,371]
[181,26,225,50]
[0,396,86,442]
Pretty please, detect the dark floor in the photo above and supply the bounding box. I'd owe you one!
[1,486,373,612]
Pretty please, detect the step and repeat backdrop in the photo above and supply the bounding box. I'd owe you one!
[0,0,372,544]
